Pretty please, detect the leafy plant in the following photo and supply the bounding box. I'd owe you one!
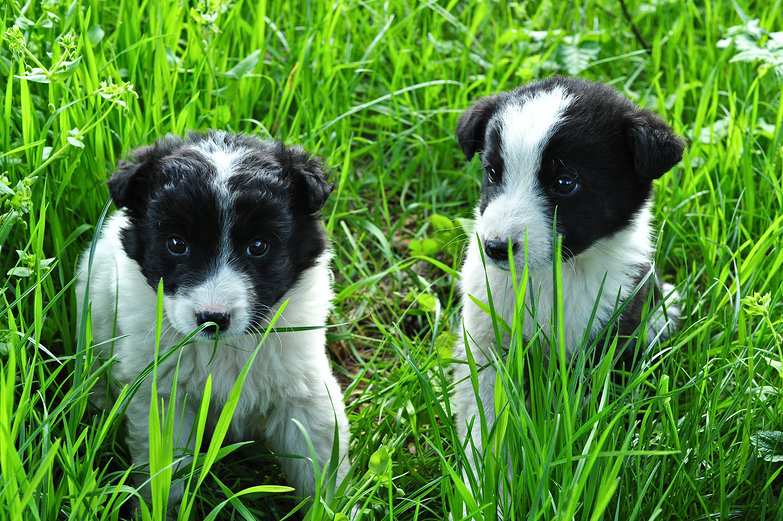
[718,19,783,79]
[407,213,469,259]
[0,0,782,519]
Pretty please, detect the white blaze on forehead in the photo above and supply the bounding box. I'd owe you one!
[191,135,246,193]
[476,86,574,271]
[210,148,239,188]
[497,86,574,182]
[192,135,249,258]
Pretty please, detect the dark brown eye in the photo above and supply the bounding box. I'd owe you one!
[486,165,500,184]
[551,174,580,196]
[246,239,269,257]
[166,236,189,256]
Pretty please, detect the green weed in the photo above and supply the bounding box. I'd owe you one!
[1,0,781,519]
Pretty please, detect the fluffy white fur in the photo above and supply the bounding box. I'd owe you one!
[454,205,679,455]
[451,81,681,515]
[474,91,572,272]
[76,211,350,507]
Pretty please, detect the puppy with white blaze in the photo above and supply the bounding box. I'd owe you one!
[75,131,350,511]
[452,77,685,506]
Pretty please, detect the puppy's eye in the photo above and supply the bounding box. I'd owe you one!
[166,235,189,256]
[551,174,580,196]
[486,166,500,184]
[246,239,269,257]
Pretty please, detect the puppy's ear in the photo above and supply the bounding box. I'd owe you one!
[625,110,686,180]
[278,143,333,214]
[107,145,157,216]
[456,95,500,160]
[108,136,184,216]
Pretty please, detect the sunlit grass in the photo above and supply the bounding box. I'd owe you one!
[1,0,782,519]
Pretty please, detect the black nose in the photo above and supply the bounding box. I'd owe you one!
[196,311,231,334]
[484,238,518,261]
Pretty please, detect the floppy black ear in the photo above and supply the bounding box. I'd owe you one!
[279,143,333,214]
[456,94,501,160]
[107,135,185,217]
[107,144,157,217]
[625,110,686,180]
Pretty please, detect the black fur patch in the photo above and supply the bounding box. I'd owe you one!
[457,76,685,258]
[601,263,665,365]
[478,124,506,214]
[108,131,332,332]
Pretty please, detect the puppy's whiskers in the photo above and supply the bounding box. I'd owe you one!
[76,130,350,503]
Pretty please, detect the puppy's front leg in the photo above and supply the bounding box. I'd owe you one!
[452,333,500,498]
[265,378,350,498]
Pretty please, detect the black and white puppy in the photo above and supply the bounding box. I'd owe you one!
[76,131,349,508]
[452,77,684,496]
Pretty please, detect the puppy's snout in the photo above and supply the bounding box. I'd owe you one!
[484,238,518,261]
[196,311,231,334]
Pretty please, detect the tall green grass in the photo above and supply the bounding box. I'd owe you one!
[1,0,782,519]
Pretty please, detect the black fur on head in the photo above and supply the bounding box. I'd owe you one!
[274,141,334,214]
[457,76,686,261]
[456,92,507,161]
[456,77,685,175]
[108,135,187,219]
[624,109,686,180]
[109,133,334,221]
[107,131,333,321]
